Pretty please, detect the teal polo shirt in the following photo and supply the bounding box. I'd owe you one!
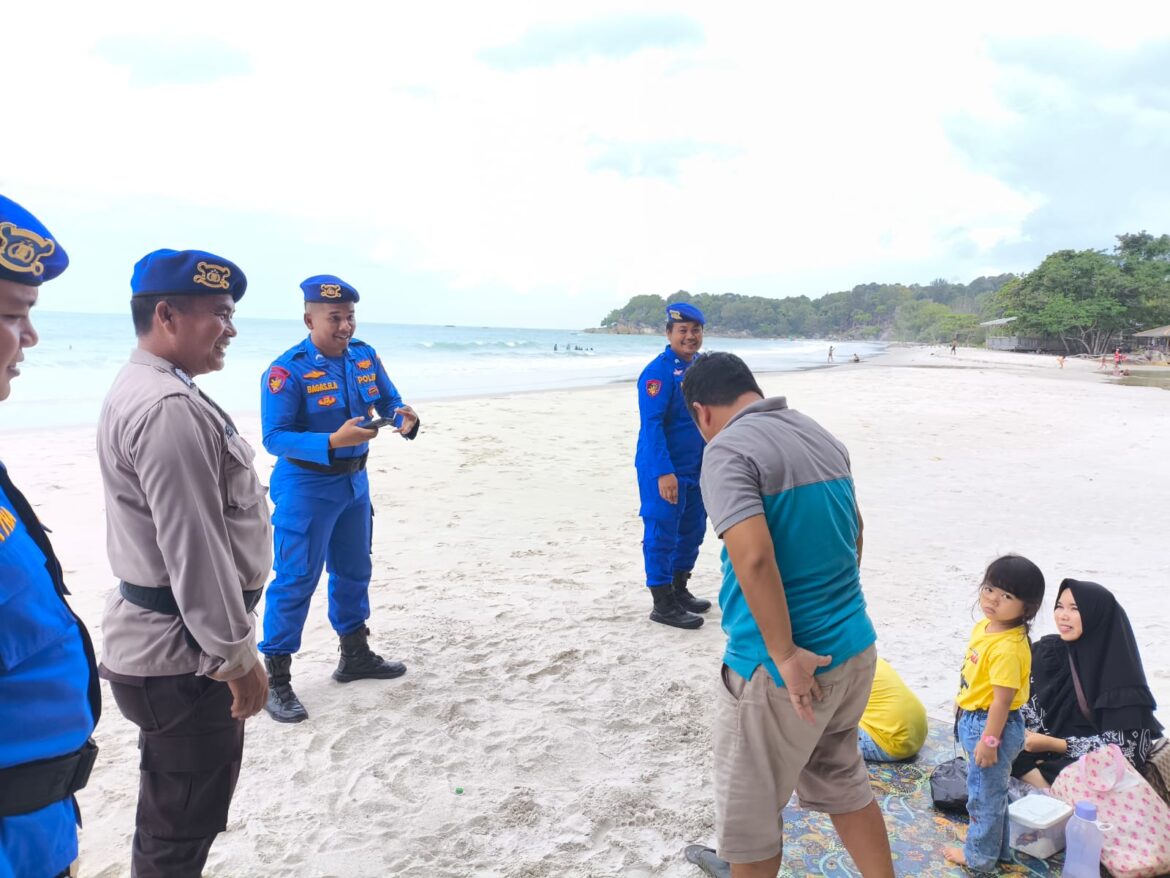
[700,397,875,687]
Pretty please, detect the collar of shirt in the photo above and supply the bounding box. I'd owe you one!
[302,335,361,366]
[725,395,789,430]
[130,347,179,371]
[662,344,700,368]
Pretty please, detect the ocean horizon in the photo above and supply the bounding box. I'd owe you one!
[3,311,887,430]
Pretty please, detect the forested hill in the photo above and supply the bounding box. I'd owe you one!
[598,275,1014,342]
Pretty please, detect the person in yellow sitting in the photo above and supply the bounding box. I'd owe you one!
[858,657,928,761]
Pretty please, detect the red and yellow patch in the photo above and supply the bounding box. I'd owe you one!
[645,379,662,397]
[317,395,338,407]
[356,359,372,369]
[306,380,339,394]
[268,366,290,394]
[303,369,326,379]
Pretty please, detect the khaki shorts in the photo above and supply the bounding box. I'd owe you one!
[713,644,878,863]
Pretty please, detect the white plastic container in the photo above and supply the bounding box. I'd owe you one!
[1008,794,1075,859]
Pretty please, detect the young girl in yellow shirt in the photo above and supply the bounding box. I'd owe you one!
[943,554,1045,872]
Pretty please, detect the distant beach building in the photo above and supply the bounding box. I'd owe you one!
[980,317,1062,353]
[1133,324,1170,354]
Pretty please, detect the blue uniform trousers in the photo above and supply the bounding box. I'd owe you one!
[640,475,705,588]
[259,476,373,656]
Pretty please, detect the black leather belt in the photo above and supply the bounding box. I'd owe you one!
[0,738,98,817]
[119,582,262,653]
[288,452,368,475]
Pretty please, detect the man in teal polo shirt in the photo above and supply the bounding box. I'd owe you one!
[682,352,893,878]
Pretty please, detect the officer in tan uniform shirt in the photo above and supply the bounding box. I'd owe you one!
[97,248,271,878]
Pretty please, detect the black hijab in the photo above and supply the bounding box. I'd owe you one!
[1030,634,1097,738]
[1062,578,1162,736]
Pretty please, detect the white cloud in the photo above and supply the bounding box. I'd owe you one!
[4,0,1169,326]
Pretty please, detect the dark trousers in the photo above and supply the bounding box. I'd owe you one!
[108,673,245,878]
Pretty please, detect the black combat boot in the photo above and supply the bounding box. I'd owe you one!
[264,654,308,724]
[649,585,704,629]
[672,570,712,614]
[333,626,407,682]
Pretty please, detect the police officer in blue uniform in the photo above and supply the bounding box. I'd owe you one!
[0,194,100,878]
[635,302,712,629]
[259,275,419,723]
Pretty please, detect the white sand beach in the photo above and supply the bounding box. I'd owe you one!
[5,346,1168,877]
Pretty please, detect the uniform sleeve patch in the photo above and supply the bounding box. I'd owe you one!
[357,359,372,370]
[645,379,662,397]
[268,366,290,394]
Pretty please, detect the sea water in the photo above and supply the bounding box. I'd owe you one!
[3,312,886,430]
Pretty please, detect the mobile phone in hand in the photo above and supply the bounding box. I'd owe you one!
[359,416,393,430]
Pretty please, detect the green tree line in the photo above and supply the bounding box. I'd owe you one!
[991,232,1170,355]
[600,231,1170,348]
[600,276,1013,343]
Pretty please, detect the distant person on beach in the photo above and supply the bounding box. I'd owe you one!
[97,249,271,877]
[258,275,418,723]
[1012,579,1162,789]
[0,195,101,878]
[682,352,892,878]
[950,339,957,354]
[1057,355,1065,368]
[851,353,860,363]
[828,345,835,363]
[859,658,927,762]
[635,303,712,629]
[943,554,1045,872]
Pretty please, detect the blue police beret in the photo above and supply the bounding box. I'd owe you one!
[131,249,247,301]
[0,194,69,286]
[301,274,360,303]
[666,302,705,325]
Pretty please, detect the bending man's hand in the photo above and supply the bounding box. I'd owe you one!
[227,660,269,720]
[658,473,679,504]
[777,648,832,724]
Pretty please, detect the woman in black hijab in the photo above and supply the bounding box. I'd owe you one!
[1013,578,1163,788]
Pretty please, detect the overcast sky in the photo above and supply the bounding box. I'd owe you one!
[4,1,1168,328]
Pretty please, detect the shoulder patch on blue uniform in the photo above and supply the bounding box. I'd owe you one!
[268,366,290,394]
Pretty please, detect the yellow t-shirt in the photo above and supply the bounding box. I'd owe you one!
[955,618,1031,711]
[859,657,928,759]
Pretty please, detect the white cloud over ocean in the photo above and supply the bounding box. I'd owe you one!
[3,0,1169,327]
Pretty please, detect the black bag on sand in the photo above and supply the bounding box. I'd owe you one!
[930,756,969,812]
[930,755,1037,814]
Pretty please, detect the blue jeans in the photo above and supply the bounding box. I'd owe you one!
[858,727,897,762]
[958,708,1026,871]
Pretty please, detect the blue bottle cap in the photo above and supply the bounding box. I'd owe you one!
[1075,801,1098,821]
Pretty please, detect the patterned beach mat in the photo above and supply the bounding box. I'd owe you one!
[685,719,1062,877]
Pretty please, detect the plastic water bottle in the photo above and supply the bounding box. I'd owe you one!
[1063,801,1103,878]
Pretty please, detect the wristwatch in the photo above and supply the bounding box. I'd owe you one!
[981,734,1001,748]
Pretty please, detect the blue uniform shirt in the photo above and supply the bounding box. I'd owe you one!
[0,464,98,878]
[635,345,705,479]
[261,337,416,501]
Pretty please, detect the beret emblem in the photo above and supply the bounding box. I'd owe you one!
[193,261,232,290]
[320,283,342,298]
[0,222,56,278]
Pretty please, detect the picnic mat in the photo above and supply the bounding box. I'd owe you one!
[685,718,1063,877]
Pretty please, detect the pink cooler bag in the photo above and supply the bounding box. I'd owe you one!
[1052,743,1170,878]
